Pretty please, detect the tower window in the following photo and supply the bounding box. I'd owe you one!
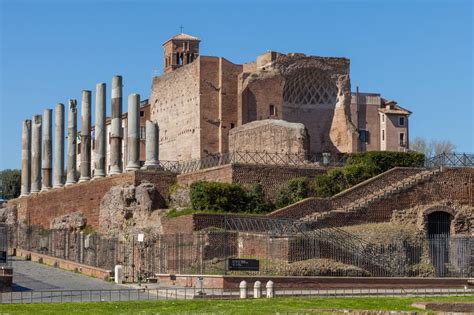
[359,130,369,143]
[140,127,146,140]
[230,123,235,129]
[382,129,385,141]
[140,110,145,117]
[399,132,405,146]
[269,104,276,116]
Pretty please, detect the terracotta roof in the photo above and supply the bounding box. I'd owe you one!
[163,33,200,45]
[379,99,411,115]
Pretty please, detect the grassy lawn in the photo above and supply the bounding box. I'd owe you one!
[0,296,472,314]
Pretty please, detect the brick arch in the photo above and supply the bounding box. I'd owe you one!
[422,205,455,236]
[422,205,456,218]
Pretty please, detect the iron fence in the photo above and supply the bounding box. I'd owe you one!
[1,287,473,304]
[10,223,473,281]
[158,151,346,174]
[0,224,10,267]
[425,153,474,168]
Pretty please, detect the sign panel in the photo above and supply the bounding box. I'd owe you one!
[228,258,259,271]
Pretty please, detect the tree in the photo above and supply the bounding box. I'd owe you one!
[0,169,21,200]
[410,137,456,157]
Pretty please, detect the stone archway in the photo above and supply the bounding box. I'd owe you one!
[423,207,454,276]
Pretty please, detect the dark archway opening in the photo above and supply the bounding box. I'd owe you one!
[426,211,452,276]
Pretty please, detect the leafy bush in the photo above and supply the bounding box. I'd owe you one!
[314,151,425,198]
[275,177,310,208]
[346,151,425,173]
[189,181,273,214]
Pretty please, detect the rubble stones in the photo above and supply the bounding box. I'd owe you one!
[50,211,86,230]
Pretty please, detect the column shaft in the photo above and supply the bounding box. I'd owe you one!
[142,120,160,169]
[41,109,53,190]
[126,93,140,171]
[79,90,92,182]
[30,115,42,193]
[66,100,78,185]
[109,75,123,175]
[93,83,106,178]
[20,119,32,196]
[53,103,65,187]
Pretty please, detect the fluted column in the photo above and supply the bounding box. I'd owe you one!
[53,103,65,188]
[20,119,32,196]
[126,93,140,171]
[66,100,78,186]
[142,120,160,169]
[41,109,53,191]
[79,90,92,182]
[109,75,123,175]
[30,115,42,193]
[93,83,106,178]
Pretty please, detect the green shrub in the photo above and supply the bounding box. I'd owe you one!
[189,181,273,214]
[275,177,310,208]
[346,151,425,173]
[314,151,425,198]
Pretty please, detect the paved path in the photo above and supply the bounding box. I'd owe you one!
[11,257,124,291]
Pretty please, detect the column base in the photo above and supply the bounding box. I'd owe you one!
[65,181,76,186]
[109,166,122,175]
[20,193,30,197]
[126,163,141,171]
[41,187,52,192]
[53,184,64,188]
[78,177,91,183]
[141,163,162,170]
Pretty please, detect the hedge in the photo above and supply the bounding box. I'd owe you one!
[314,151,425,198]
[189,181,273,214]
[275,177,310,208]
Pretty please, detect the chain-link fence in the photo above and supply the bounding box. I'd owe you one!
[9,224,473,281]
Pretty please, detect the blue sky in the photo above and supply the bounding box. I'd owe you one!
[0,0,472,169]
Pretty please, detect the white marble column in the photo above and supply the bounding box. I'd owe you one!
[30,115,42,193]
[126,93,140,171]
[53,103,65,188]
[20,119,32,196]
[93,83,106,178]
[109,75,123,175]
[65,100,78,186]
[142,120,160,169]
[79,90,92,182]
[41,109,53,191]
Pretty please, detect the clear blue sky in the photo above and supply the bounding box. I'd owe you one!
[0,0,472,170]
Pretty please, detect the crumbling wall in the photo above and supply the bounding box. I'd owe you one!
[229,119,310,155]
[238,53,358,154]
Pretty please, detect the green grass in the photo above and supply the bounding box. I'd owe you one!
[0,296,472,314]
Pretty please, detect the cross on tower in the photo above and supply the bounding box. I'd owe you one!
[179,25,184,33]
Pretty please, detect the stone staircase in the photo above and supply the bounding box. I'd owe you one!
[300,167,442,226]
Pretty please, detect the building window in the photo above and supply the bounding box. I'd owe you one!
[382,114,385,122]
[382,129,385,141]
[399,116,405,126]
[399,132,405,146]
[140,127,146,140]
[359,130,369,143]
[269,104,276,116]
[140,110,145,117]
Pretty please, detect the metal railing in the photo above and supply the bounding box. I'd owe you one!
[1,287,473,304]
[157,151,346,174]
[425,153,474,168]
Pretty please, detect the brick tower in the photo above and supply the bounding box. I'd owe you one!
[163,33,200,73]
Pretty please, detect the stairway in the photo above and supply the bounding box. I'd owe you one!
[300,167,442,225]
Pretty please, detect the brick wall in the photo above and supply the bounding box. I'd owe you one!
[9,170,177,229]
[177,164,326,202]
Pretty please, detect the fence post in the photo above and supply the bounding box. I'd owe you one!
[266,280,274,298]
[239,281,247,299]
[254,281,261,298]
[115,265,123,284]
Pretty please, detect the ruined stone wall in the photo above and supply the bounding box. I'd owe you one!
[150,60,201,161]
[229,119,310,155]
[238,53,358,154]
[9,171,177,229]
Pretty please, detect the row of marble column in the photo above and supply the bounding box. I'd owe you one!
[20,75,160,197]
